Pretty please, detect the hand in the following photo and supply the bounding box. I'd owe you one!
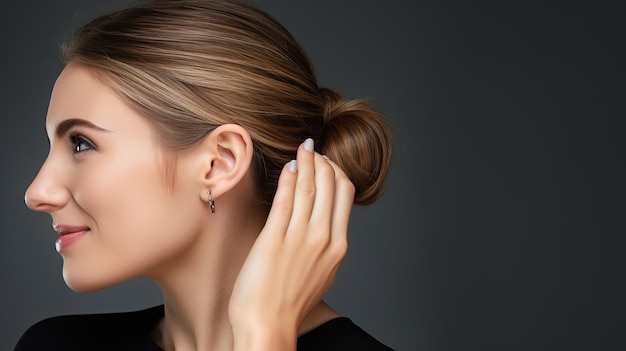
[228,138,355,350]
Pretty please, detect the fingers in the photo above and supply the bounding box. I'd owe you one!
[288,138,316,233]
[263,159,298,240]
[268,137,355,250]
[231,139,354,330]
[324,158,355,245]
[289,139,338,239]
[289,138,354,267]
[308,152,336,236]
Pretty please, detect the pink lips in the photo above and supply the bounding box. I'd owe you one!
[54,225,90,252]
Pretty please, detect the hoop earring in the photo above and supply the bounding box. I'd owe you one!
[208,189,216,215]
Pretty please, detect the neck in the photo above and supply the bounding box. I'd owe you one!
[149,201,265,351]
[145,192,340,351]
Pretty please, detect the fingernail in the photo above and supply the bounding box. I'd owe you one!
[322,155,330,160]
[288,160,297,173]
[303,138,314,152]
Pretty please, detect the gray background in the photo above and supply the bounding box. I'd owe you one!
[1,1,623,350]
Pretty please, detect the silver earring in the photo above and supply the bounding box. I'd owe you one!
[208,189,216,215]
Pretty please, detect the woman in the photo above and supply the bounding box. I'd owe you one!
[16,0,392,350]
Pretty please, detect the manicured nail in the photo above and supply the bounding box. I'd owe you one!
[303,138,314,152]
[288,160,297,173]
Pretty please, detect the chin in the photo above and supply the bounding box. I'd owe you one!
[63,274,108,293]
[62,264,123,293]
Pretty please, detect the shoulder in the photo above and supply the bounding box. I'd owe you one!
[14,305,163,351]
[297,317,393,351]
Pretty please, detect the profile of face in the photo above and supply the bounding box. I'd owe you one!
[24,0,393,296]
[25,63,213,292]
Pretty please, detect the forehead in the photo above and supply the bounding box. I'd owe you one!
[48,64,115,124]
[46,63,152,141]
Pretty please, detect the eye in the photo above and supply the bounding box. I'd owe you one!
[68,134,96,154]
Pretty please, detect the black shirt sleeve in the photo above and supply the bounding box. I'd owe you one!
[297,317,394,351]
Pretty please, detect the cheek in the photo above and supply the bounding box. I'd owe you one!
[65,154,203,288]
[76,154,165,231]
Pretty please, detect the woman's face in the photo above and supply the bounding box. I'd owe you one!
[25,63,207,292]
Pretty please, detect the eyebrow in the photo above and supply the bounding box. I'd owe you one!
[53,118,111,138]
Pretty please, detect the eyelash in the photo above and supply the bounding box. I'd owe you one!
[68,134,96,154]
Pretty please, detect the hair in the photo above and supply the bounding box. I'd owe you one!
[62,0,392,206]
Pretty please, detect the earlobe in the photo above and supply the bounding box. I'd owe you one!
[201,124,254,200]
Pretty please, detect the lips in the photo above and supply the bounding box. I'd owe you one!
[54,225,90,252]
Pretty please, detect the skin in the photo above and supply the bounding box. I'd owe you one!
[25,63,355,350]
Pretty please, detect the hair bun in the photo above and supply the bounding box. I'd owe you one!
[318,88,393,205]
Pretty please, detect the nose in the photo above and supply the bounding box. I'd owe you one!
[25,157,71,212]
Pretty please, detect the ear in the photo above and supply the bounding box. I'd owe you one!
[198,124,254,200]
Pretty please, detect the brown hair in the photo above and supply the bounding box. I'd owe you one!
[63,0,392,206]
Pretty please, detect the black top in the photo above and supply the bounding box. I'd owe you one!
[15,305,393,350]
